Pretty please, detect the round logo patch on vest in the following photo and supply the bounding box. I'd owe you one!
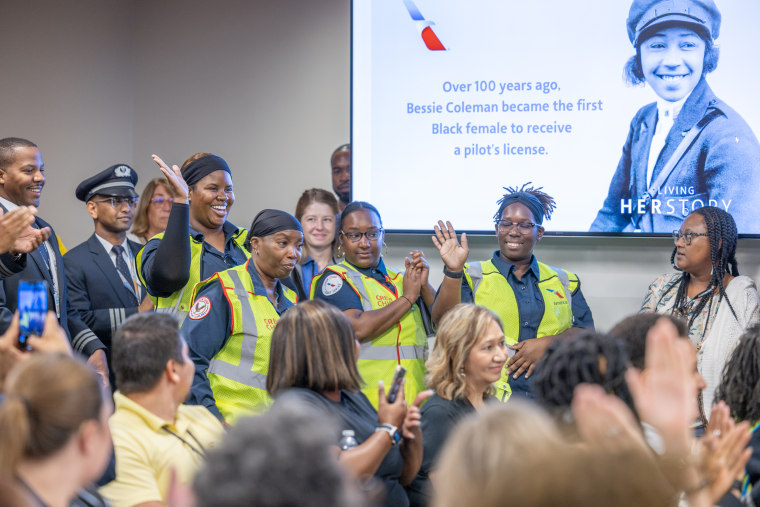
[322,274,343,296]
[188,296,211,320]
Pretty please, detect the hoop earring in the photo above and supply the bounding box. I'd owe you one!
[336,243,344,258]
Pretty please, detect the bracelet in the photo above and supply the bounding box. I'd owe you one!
[400,295,413,308]
[731,479,743,491]
[443,266,464,279]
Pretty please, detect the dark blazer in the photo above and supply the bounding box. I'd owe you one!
[0,209,96,355]
[63,234,146,361]
[590,78,760,233]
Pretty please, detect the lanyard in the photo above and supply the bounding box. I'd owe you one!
[161,426,206,459]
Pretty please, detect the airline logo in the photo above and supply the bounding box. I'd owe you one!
[544,288,565,299]
[402,0,446,51]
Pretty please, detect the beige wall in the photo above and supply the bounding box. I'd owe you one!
[1,0,758,332]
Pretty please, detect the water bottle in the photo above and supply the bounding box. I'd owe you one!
[339,429,358,450]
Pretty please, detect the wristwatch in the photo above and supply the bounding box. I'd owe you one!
[375,423,401,445]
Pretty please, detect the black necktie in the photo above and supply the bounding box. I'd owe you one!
[112,245,138,305]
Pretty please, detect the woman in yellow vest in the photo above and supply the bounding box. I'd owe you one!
[182,209,302,423]
[431,184,595,401]
[137,153,250,325]
[312,201,433,409]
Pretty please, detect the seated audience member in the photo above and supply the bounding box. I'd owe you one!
[432,183,594,401]
[268,300,430,507]
[99,313,224,507]
[137,153,249,325]
[715,323,760,503]
[313,201,432,409]
[641,206,760,421]
[0,205,50,263]
[406,304,507,506]
[331,144,351,212]
[532,331,635,419]
[0,354,112,507]
[64,164,152,388]
[286,188,339,300]
[130,177,177,244]
[194,403,362,507]
[183,209,302,422]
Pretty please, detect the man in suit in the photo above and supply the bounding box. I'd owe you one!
[64,164,153,387]
[0,137,101,376]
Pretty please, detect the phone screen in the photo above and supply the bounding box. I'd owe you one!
[18,280,47,350]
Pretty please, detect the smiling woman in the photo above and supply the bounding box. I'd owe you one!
[641,206,760,423]
[136,153,251,324]
[590,0,760,233]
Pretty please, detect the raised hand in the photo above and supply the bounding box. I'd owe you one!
[152,154,189,202]
[409,250,430,287]
[432,220,468,272]
[0,207,51,255]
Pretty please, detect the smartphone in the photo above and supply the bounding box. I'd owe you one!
[18,280,47,350]
[386,365,407,403]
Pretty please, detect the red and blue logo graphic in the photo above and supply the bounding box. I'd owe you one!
[402,0,446,51]
[544,288,565,299]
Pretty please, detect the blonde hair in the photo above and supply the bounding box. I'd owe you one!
[425,304,502,400]
[131,177,176,241]
[0,354,103,476]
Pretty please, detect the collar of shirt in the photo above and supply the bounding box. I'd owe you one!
[188,220,241,244]
[0,195,19,212]
[113,391,189,434]
[346,257,389,279]
[94,233,127,253]
[246,258,291,312]
[656,96,687,124]
[489,251,539,280]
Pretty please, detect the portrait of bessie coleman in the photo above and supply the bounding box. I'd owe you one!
[590,0,760,234]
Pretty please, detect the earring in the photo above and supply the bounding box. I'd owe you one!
[459,368,466,377]
[382,242,388,257]
[254,249,259,255]
[336,244,344,258]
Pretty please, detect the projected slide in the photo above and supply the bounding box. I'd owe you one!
[352,0,760,235]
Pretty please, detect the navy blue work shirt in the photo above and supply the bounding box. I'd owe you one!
[182,260,294,420]
[454,252,595,399]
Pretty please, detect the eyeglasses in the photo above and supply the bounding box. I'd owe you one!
[150,197,174,206]
[672,231,709,246]
[496,220,537,233]
[340,229,383,243]
[92,197,138,208]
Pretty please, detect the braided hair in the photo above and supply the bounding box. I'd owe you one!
[715,324,760,423]
[493,182,556,224]
[668,206,739,328]
[532,331,635,417]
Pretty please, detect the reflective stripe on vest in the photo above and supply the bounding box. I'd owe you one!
[464,260,577,402]
[318,261,427,409]
[195,262,296,422]
[136,228,249,326]
[206,269,267,389]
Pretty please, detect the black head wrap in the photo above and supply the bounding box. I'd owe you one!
[181,154,231,187]
[245,209,302,246]
[497,193,545,224]
[494,183,555,225]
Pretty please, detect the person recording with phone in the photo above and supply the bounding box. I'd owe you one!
[269,300,431,507]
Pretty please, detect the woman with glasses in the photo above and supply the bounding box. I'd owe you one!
[312,201,433,409]
[137,153,250,325]
[287,188,340,300]
[641,206,759,420]
[130,177,177,244]
[431,184,594,401]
